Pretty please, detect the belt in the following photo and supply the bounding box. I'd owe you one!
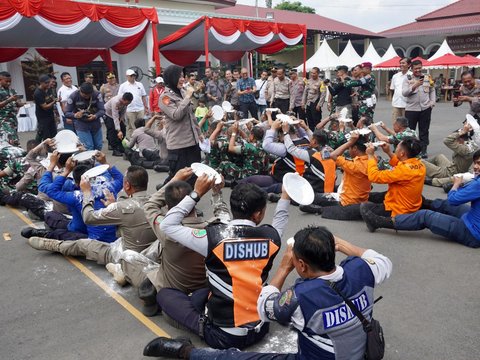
[219,321,264,336]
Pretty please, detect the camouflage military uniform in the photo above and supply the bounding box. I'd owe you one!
[327,130,347,149]
[207,135,229,169]
[344,75,376,120]
[0,86,19,143]
[217,141,268,180]
[387,127,418,149]
[0,145,36,193]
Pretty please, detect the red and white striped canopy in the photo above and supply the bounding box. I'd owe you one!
[0,0,159,70]
[158,16,307,69]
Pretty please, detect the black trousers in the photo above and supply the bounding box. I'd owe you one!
[44,211,87,240]
[305,99,322,131]
[157,287,269,350]
[292,105,306,120]
[273,98,289,115]
[405,107,432,153]
[104,116,125,152]
[239,101,259,120]
[37,118,57,141]
[164,144,202,185]
[0,191,46,220]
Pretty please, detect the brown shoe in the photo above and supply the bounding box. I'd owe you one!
[28,237,61,252]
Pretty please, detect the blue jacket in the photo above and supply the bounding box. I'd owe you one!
[38,172,85,234]
[448,176,480,240]
[40,166,124,242]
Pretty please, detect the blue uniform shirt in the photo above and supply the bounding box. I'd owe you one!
[448,176,480,240]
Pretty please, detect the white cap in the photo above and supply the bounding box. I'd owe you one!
[155,76,164,84]
[125,69,136,76]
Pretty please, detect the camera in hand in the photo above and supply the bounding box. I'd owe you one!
[419,75,425,81]
[453,89,462,107]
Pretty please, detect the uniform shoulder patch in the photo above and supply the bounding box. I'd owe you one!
[192,229,206,238]
[162,96,170,105]
[278,289,293,306]
[365,258,376,265]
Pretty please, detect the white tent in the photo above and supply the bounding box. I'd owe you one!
[362,42,383,65]
[337,40,363,68]
[296,40,339,72]
[428,39,454,61]
[380,44,398,62]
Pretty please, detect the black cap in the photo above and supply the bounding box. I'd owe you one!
[336,65,348,72]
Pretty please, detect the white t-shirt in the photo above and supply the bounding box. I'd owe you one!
[255,78,268,106]
[118,80,147,112]
[57,84,78,105]
[390,71,410,108]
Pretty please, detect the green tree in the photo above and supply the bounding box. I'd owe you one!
[274,1,315,14]
[265,0,272,8]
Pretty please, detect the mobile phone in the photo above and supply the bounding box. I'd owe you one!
[419,75,425,81]
[15,94,24,99]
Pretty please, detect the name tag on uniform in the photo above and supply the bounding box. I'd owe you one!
[223,239,270,261]
[323,291,370,329]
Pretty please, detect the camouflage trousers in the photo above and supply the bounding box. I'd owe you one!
[217,161,255,180]
[0,116,19,142]
[358,104,375,121]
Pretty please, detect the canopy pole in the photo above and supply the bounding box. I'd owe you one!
[303,32,307,75]
[204,20,210,68]
[151,22,161,75]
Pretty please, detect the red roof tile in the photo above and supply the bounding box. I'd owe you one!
[416,0,480,21]
[215,4,377,37]
[380,14,480,37]
[380,0,480,37]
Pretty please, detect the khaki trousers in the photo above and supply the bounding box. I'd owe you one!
[391,107,405,124]
[125,110,145,139]
[422,154,454,186]
[59,239,112,265]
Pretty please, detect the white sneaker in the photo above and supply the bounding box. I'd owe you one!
[106,263,127,287]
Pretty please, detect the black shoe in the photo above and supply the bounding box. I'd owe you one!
[138,278,159,317]
[360,203,394,232]
[267,193,281,203]
[443,182,453,193]
[299,204,323,214]
[224,179,237,188]
[420,152,428,159]
[153,165,169,173]
[421,196,433,210]
[21,227,49,239]
[112,150,123,157]
[424,177,433,186]
[143,337,193,358]
[290,199,300,207]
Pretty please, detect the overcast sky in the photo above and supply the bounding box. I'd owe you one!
[235,0,458,32]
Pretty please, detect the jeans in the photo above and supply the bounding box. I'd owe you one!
[77,128,103,151]
[157,287,269,350]
[405,107,432,153]
[190,348,296,360]
[239,101,259,120]
[394,199,480,248]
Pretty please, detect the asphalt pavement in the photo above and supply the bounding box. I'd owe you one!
[1,98,479,360]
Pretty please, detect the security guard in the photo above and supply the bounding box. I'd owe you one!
[156,179,290,350]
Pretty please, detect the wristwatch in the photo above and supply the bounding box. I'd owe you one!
[189,191,200,203]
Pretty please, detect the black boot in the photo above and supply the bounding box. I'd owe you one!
[143,337,193,358]
[360,203,395,233]
[153,165,170,173]
[138,278,159,317]
[421,196,433,210]
[21,227,49,239]
[299,204,323,214]
[443,182,453,193]
[424,177,433,186]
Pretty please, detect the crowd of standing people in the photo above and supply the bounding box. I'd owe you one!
[0,56,479,359]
